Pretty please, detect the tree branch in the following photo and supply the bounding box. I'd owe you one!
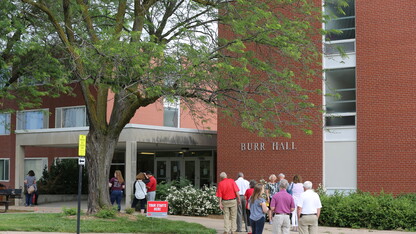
[114,0,127,36]
[21,0,98,130]
[154,0,182,41]
[75,0,99,43]
[63,0,75,44]
[132,0,157,41]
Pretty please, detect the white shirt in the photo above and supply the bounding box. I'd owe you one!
[134,180,147,200]
[298,189,322,214]
[292,183,304,206]
[235,177,250,195]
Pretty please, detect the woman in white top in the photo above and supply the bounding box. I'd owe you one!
[290,174,304,231]
[131,172,147,214]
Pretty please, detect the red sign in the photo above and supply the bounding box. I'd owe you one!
[147,201,168,217]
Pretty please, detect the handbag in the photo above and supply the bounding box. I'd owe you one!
[28,185,35,194]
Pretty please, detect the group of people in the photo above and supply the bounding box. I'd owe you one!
[21,169,156,210]
[216,172,322,234]
[108,170,157,212]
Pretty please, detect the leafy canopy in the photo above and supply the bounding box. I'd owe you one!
[1,0,327,137]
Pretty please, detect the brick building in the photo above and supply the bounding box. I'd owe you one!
[1,0,415,197]
[0,84,217,205]
[217,0,416,194]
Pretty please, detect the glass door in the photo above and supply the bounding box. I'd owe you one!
[155,160,167,184]
[170,160,181,181]
[199,160,212,187]
[154,155,213,187]
[184,159,196,186]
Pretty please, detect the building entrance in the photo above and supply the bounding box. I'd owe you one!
[154,152,214,187]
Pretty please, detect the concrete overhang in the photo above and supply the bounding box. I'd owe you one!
[15,124,217,151]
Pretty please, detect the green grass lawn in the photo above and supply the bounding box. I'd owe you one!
[0,213,215,233]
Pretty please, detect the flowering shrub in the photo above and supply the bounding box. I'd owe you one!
[165,185,222,216]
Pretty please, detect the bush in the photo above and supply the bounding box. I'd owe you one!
[95,206,117,219]
[37,159,88,194]
[62,207,78,216]
[166,185,222,216]
[125,208,135,214]
[156,178,192,201]
[319,191,416,231]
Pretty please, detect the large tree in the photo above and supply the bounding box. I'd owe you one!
[2,0,326,213]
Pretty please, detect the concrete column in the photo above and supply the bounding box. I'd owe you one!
[125,141,137,208]
[15,142,25,205]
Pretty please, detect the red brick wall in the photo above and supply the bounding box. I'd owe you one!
[217,122,323,186]
[356,0,416,194]
[217,0,324,188]
[0,84,86,188]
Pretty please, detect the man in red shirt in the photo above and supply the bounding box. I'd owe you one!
[145,171,157,201]
[216,172,241,234]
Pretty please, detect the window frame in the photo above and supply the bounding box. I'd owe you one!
[0,158,10,182]
[24,158,48,180]
[0,113,11,135]
[55,105,88,128]
[324,0,356,42]
[16,109,49,130]
[324,66,356,127]
[163,97,181,128]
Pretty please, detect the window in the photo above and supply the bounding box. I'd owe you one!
[325,67,356,126]
[24,158,48,180]
[163,98,180,128]
[0,68,11,88]
[16,109,49,130]
[55,106,88,128]
[324,0,355,54]
[325,0,355,41]
[0,159,10,181]
[0,113,11,135]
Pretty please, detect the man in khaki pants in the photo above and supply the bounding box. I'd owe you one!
[216,172,241,234]
[297,181,322,234]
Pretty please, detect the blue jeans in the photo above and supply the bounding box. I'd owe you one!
[250,216,265,234]
[110,190,123,211]
[25,193,34,206]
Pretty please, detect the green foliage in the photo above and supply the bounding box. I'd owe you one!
[37,159,88,194]
[156,177,192,201]
[6,0,329,212]
[320,191,416,231]
[61,207,79,216]
[125,208,135,215]
[166,185,222,216]
[95,206,117,219]
[4,0,327,139]
[0,213,215,233]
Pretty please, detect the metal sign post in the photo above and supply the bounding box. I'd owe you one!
[77,135,86,234]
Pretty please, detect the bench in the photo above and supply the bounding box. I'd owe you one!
[0,188,23,213]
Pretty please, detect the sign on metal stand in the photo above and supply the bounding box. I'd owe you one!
[77,135,86,234]
[146,201,168,217]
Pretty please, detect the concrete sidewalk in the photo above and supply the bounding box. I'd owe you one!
[3,201,415,234]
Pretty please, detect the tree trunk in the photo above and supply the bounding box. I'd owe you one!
[85,129,120,214]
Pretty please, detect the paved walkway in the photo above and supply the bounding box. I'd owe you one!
[2,201,415,234]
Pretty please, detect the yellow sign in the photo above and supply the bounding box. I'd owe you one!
[78,135,87,156]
